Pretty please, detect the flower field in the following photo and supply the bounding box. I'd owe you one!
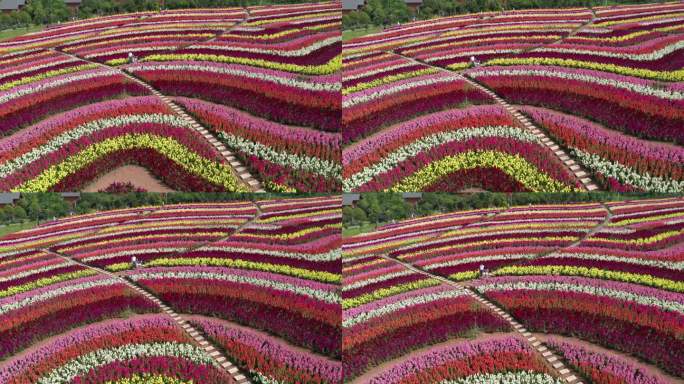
[342,196,684,383]
[0,196,342,384]
[0,2,341,192]
[343,1,684,192]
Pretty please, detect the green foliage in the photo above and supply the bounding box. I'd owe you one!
[0,192,327,226]
[343,0,668,30]
[343,192,683,230]
[25,0,70,25]
[342,10,372,30]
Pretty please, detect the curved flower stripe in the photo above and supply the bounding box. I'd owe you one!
[444,372,563,384]
[127,62,341,92]
[342,289,465,328]
[217,132,341,179]
[494,265,684,292]
[486,57,684,81]
[129,270,339,304]
[342,278,441,309]
[0,269,96,298]
[344,126,539,190]
[199,246,341,263]
[0,114,192,179]
[142,54,341,75]
[0,64,99,91]
[388,151,575,192]
[105,374,191,384]
[573,149,684,192]
[0,277,119,315]
[144,257,340,283]
[38,342,215,384]
[343,68,439,95]
[476,280,684,314]
[469,66,684,100]
[16,134,247,192]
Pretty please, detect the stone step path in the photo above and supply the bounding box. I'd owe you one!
[391,51,600,192]
[42,248,252,384]
[54,49,264,193]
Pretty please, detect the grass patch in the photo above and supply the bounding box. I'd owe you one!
[0,221,37,237]
[342,25,384,41]
[0,25,44,41]
[343,222,378,237]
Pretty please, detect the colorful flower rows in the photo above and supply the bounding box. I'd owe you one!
[193,317,342,384]
[0,96,246,192]
[520,105,684,192]
[342,229,508,381]
[50,201,257,271]
[474,275,684,377]
[0,315,231,384]
[468,66,684,145]
[128,266,341,357]
[388,203,607,281]
[363,335,560,384]
[0,197,343,383]
[546,337,673,384]
[342,55,493,142]
[343,1,684,192]
[0,2,341,192]
[175,96,341,192]
[343,105,580,192]
[0,64,148,137]
[0,248,158,361]
[127,62,340,132]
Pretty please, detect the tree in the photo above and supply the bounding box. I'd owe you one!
[342,10,372,29]
[350,207,367,224]
[385,0,411,24]
[364,0,388,25]
[14,11,32,27]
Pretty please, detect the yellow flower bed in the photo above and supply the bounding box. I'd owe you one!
[388,151,575,192]
[16,134,248,192]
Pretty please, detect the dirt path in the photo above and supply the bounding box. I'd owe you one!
[82,165,174,192]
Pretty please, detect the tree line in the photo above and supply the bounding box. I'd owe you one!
[343,0,666,31]
[0,0,316,33]
[0,192,323,225]
[343,192,680,228]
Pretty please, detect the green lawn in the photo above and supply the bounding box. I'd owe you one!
[0,25,44,41]
[342,26,384,41]
[0,221,37,237]
[343,222,378,237]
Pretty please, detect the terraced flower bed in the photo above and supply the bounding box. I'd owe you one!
[0,2,341,192]
[342,196,684,383]
[0,196,342,384]
[343,1,684,192]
